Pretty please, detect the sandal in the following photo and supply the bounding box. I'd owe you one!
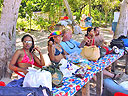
[112,73,123,80]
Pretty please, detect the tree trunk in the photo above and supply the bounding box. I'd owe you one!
[63,0,75,25]
[105,10,108,27]
[0,0,22,79]
[99,13,101,26]
[114,0,128,39]
[89,0,91,16]
[30,16,31,32]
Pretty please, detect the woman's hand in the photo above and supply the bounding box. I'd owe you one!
[23,69,28,75]
[48,41,53,46]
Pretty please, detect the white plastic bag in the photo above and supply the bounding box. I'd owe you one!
[23,67,52,91]
[59,59,79,77]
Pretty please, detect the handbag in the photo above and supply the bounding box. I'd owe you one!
[81,45,100,61]
[42,63,63,87]
[109,39,124,49]
[109,38,128,54]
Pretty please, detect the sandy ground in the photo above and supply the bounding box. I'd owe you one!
[1,27,128,96]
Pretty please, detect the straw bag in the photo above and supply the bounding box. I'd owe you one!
[81,45,100,61]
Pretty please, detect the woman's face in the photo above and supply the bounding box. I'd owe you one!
[89,29,94,36]
[54,35,61,43]
[94,28,100,35]
[23,36,32,50]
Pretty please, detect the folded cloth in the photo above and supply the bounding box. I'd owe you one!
[6,77,24,87]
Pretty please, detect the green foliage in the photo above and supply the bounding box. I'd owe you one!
[0,0,3,8]
[73,11,81,22]
[17,17,42,31]
[17,0,121,31]
[26,1,32,16]
[16,18,29,30]
[19,0,43,18]
[34,16,50,31]
[80,0,121,27]
[41,0,63,22]
[0,0,3,17]
[24,28,29,32]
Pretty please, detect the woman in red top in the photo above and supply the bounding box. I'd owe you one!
[79,27,95,48]
[9,34,45,78]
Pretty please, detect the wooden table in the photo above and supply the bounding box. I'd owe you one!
[52,49,125,96]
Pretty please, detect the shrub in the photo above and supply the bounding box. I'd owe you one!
[16,18,29,30]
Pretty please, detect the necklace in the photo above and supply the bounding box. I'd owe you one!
[65,40,75,49]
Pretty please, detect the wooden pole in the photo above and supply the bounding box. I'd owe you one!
[82,81,90,96]
[63,0,75,25]
[96,71,103,96]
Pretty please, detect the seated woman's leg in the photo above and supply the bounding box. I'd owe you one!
[103,69,122,79]
[103,69,114,78]
[102,78,128,96]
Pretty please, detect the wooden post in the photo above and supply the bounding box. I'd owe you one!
[89,0,91,16]
[111,60,117,72]
[63,0,75,25]
[96,71,103,96]
[82,81,90,96]
[125,54,128,74]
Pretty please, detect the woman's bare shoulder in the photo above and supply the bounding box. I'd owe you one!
[15,49,24,54]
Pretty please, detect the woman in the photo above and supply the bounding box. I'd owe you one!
[9,34,45,78]
[48,31,68,64]
[79,27,95,48]
[80,28,122,81]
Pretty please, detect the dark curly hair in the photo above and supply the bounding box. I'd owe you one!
[21,34,34,52]
[85,27,93,36]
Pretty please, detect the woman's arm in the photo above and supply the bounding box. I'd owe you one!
[9,50,28,75]
[84,36,95,46]
[48,41,56,62]
[33,47,45,66]
[79,40,86,48]
[80,36,90,46]
[48,41,63,63]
